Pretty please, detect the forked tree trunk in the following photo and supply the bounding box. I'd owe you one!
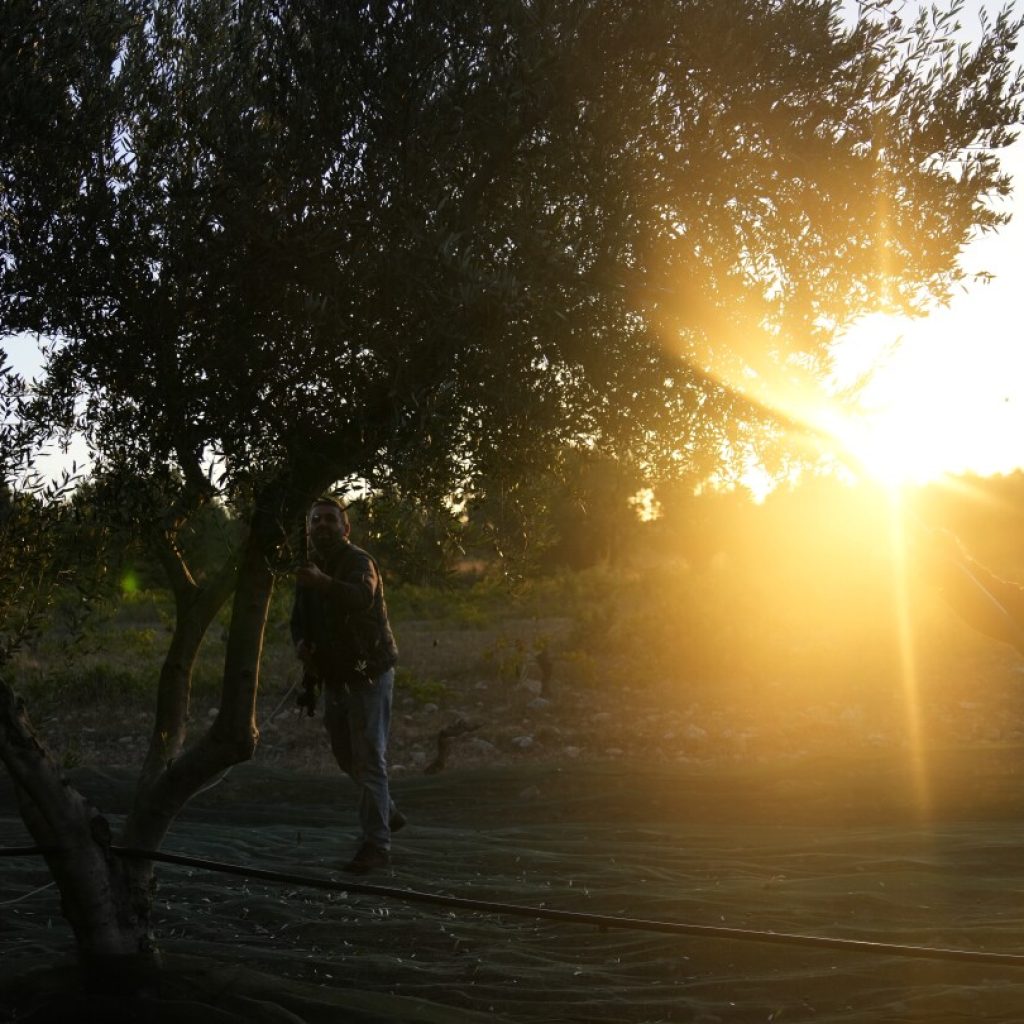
[121,533,276,901]
[0,464,333,983]
[0,505,283,976]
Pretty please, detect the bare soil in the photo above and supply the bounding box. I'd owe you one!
[30,615,1024,784]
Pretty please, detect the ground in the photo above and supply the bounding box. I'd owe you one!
[6,608,1024,1021]
[5,751,1024,1022]
[27,612,1024,780]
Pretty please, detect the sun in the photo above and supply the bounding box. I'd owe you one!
[823,403,954,488]
[683,306,1024,499]
[720,309,1024,498]
[827,312,1024,487]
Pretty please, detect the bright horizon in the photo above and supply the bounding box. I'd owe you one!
[820,132,1024,488]
[819,1,1024,489]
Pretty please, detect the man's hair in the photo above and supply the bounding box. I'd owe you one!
[310,496,349,526]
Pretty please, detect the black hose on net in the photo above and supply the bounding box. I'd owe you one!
[2,843,1024,967]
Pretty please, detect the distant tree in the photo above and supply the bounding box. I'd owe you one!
[653,480,757,571]
[351,488,467,586]
[0,354,75,664]
[473,447,647,571]
[0,0,1021,992]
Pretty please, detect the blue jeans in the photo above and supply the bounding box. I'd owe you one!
[322,667,396,850]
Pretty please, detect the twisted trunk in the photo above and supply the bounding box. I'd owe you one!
[123,534,273,853]
[0,464,338,978]
[0,679,154,972]
[115,475,328,945]
[0,531,274,970]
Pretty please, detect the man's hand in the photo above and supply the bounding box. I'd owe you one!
[295,562,332,590]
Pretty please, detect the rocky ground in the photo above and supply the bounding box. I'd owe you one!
[27,612,1024,786]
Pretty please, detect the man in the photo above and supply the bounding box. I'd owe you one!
[291,497,402,874]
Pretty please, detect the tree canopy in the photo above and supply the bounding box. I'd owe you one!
[4,0,1019,506]
[1,0,1022,978]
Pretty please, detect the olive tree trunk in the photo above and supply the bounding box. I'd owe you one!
[0,678,153,970]
[0,481,311,975]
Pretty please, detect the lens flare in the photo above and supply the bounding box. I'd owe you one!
[885,491,931,817]
[679,353,936,814]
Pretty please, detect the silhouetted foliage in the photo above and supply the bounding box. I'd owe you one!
[349,488,467,586]
[0,354,84,664]
[0,0,1021,988]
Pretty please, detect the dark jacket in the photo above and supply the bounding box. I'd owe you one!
[290,539,398,682]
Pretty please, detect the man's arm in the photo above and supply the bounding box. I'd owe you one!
[289,587,317,667]
[295,548,378,611]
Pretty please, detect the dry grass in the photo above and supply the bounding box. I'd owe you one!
[9,558,1024,784]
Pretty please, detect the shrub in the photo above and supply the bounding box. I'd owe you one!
[394,666,451,705]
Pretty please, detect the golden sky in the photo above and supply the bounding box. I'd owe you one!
[815,2,1024,486]
[827,141,1024,486]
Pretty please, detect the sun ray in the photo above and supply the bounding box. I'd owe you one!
[886,491,931,818]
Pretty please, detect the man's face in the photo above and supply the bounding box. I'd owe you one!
[309,504,348,551]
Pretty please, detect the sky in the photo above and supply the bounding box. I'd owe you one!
[3,2,1022,490]
[818,3,1024,486]
[824,139,1024,485]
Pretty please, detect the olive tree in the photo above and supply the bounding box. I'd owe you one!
[1,0,1020,978]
